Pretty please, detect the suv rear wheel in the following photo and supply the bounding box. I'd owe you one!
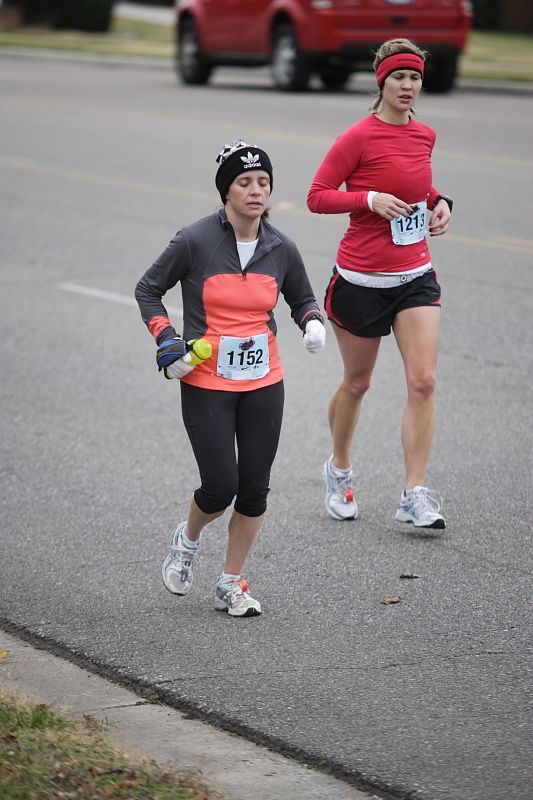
[271,24,310,92]
[178,19,212,86]
[319,66,351,90]
[423,52,458,94]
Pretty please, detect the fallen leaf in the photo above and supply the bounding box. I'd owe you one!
[399,573,421,579]
[381,595,402,605]
[0,650,8,659]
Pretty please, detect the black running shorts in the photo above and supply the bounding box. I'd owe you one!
[324,268,441,338]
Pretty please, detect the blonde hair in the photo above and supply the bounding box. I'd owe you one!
[369,38,428,114]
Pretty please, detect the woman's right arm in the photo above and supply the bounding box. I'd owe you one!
[135,231,191,344]
[307,127,368,215]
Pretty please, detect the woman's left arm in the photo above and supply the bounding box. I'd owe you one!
[280,240,325,333]
[428,195,452,237]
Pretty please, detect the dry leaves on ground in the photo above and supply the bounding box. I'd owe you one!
[381,596,402,605]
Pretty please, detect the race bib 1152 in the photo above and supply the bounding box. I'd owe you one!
[216,333,270,381]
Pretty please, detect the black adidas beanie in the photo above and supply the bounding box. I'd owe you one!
[215,140,273,204]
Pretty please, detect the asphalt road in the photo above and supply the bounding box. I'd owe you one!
[1,55,532,800]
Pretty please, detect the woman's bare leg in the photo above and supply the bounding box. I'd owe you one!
[224,510,264,575]
[393,306,440,488]
[329,323,381,468]
[185,496,224,542]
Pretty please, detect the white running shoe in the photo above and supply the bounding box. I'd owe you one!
[395,486,446,529]
[323,456,358,521]
[162,522,199,595]
[214,578,262,617]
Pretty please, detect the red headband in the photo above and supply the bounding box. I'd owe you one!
[376,53,424,87]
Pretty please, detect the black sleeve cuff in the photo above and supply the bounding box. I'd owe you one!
[434,194,453,213]
[156,326,179,345]
[301,312,325,332]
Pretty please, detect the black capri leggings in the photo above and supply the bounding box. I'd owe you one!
[180,380,285,518]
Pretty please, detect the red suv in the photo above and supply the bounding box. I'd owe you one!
[175,0,472,94]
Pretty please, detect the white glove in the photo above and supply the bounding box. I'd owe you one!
[164,354,195,379]
[303,319,326,354]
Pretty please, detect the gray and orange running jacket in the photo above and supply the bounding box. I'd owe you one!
[135,209,323,392]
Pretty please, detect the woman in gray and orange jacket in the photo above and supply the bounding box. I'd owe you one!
[136,140,325,617]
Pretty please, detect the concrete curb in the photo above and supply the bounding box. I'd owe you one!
[0,629,376,800]
[0,45,173,70]
[115,1,174,26]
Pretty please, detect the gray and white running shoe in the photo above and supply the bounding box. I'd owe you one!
[323,455,358,520]
[162,522,198,595]
[395,486,446,529]
[214,578,261,617]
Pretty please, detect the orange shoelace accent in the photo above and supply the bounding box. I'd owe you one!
[236,578,249,592]
[344,489,354,503]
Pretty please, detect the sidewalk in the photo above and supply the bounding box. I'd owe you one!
[0,629,375,800]
[115,1,174,26]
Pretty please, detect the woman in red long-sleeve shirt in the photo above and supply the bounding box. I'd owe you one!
[307,38,452,529]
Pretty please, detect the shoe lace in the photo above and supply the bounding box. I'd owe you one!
[221,578,249,606]
[332,471,354,502]
[411,487,442,515]
[170,542,197,575]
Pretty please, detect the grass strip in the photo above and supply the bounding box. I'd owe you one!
[0,18,173,58]
[461,31,533,81]
[0,690,211,800]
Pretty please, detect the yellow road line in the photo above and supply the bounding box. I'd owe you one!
[439,149,533,168]
[493,235,533,247]
[1,95,332,146]
[0,154,212,202]
[2,154,532,257]
[3,95,533,167]
[443,232,533,255]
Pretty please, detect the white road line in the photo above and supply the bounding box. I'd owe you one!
[56,282,183,319]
